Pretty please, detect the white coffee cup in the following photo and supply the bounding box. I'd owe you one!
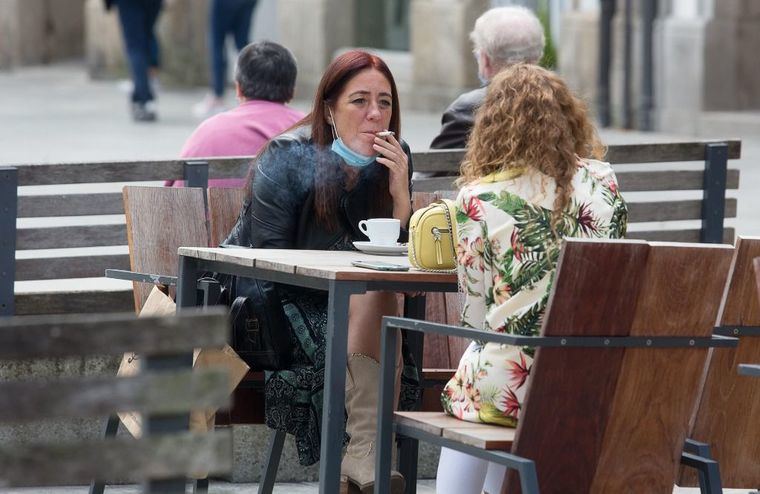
[358,218,400,246]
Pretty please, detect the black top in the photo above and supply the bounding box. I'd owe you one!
[429,86,487,150]
[223,126,414,250]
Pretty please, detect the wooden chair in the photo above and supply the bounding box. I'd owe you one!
[123,186,209,312]
[677,236,760,489]
[375,239,737,494]
[0,309,232,492]
[208,187,247,247]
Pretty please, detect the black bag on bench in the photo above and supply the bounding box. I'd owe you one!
[213,274,293,371]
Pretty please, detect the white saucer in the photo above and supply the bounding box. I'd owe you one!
[353,241,408,256]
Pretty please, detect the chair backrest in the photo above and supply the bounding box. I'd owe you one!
[208,187,247,247]
[682,235,760,488]
[507,239,734,494]
[123,186,208,313]
[0,309,232,488]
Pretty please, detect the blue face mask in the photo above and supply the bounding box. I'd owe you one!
[328,107,377,168]
[331,138,376,168]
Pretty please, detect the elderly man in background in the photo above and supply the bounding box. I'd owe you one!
[169,40,304,187]
[429,6,545,150]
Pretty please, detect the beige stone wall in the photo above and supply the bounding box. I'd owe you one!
[84,0,210,86]
[557,10,599,108]
[277,0,354,103]
[703,2,760,111]
[409,0,487,112]
[0,0,85,70]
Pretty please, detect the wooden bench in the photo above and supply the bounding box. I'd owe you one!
[375,239,738,494]
[0,140,740,319]
[0,308,232,492]
[412,140,741,243]
[677,236,760,490]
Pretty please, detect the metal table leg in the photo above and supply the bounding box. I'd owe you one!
[318,280,365,494]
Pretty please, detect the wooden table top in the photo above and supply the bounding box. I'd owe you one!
[178,247,459,283]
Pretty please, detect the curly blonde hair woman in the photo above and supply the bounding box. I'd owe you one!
[436,64,628,494]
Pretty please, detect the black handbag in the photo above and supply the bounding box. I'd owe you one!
[213,273,293,371]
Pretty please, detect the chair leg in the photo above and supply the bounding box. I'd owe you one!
[257,429,286,494]
[193,478,209,494]
[398,436,418,494]
[89,414,120,494]
[682,439,723,494]
[681,452,723,494]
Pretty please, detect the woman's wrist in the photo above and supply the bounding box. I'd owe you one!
[393,200,412,226]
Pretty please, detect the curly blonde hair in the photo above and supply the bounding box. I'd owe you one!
[460,64,605,231]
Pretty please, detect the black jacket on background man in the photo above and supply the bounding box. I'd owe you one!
[429,86,487,150]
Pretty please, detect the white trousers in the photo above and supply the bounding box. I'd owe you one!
[436,447,507,494]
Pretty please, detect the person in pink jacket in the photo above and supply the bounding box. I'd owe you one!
[168,41,304,187]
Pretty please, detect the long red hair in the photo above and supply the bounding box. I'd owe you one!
[304,50,402,228]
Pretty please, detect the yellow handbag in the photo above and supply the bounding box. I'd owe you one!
[408,199,458,272]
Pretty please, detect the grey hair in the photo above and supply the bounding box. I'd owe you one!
[470,6,545,69]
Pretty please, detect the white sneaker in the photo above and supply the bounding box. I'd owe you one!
[192,94,226,120]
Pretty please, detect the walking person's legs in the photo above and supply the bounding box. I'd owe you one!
[209,0,229,99]
[144,0,163,76]
[231,0,257,51]
[114,0,159,121]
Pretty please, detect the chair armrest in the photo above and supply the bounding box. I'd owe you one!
[105,269,178,286]
[381,316,738,350]
[738,363,760,377]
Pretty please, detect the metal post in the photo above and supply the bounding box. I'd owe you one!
[318,281,362,494]
[598,0,616,126]
[375,318,400,494]
[89,415,120,494]
[701,143,728,243]
[638,0,657,130]
[622,0,633,129]
[0,167,17,316]
[184,161,210,212]
[258,430,286,494]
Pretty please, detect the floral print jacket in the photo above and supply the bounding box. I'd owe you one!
[441,159,628,426]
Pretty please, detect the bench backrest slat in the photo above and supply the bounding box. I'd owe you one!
[684,236,760,488]
[0,369,229,423]
[17,224,127,250]
[18,193,125,217]
[13,290,133,316]
[15,254,130,281]
[627,198,736,222]
[627,228,735,244]
[0,310,227,359]
[13,158,252,186]
[508,240,733,493]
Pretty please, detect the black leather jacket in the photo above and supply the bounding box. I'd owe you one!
[429,86,487,150]
[223,126,413,250]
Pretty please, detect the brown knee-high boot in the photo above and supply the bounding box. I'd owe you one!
[340,353,405,494]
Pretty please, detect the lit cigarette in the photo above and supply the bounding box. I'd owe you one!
[377,131,395,137]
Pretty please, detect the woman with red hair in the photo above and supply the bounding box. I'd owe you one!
[224,50,411,493]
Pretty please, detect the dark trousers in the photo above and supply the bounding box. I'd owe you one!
[209,0,258,97]
[115,0,163,103]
